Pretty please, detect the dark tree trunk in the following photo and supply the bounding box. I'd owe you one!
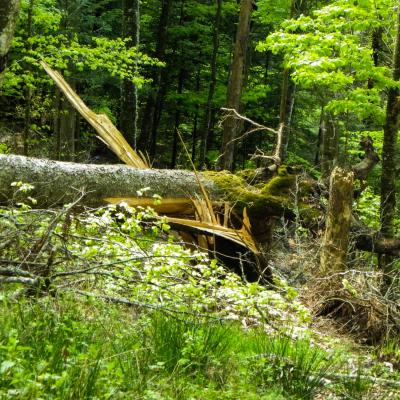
[22,0,35,156]
[0,0,20,82]
[120,0,140,149]
[380,11,400,277]
[171,68,185,168]
[277,0,305,162]
[59,94,77,161]
[381,11,400,239]
[199,0,222,169]
[138,0,172,154]
[53,88,62,159]
[218,0,253,171]
[320,167,354,274]
[191,68,201,162]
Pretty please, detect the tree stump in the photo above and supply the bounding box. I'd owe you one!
[320,167,354,274]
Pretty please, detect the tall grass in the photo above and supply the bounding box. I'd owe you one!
[1,294,360,399]
[145,313,236,380]
[250,331,336,399]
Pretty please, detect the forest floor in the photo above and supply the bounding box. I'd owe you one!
[0,195,400,399]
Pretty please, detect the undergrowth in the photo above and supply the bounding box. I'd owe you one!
[0,191,399,399]
[0,294,339,399]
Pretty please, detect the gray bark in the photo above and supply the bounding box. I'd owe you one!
[320,112,339,179]
[0,0,20,80]
[199,0,222,168]
[218,0,253,171]
[0,155,216,207]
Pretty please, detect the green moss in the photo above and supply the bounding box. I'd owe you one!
[236,168,260,183]
[202,170,294,216]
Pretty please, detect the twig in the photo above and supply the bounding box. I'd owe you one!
[219,108,278,147]
[0,266,35,278]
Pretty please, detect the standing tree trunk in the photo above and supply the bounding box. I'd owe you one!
[171,68,185,168]
[59,94,77,161]
[23,0,35,156]
[199,0,222,169]
[120,0,140,149]
[138,0,172,155]
[320,167,354,274]
[218,0,253,171]
[278,68,296,162]
[380,9,400,277]
[0,0,20,83]
[277,0,303,162]
[320,111,339,179]
[191,67,201,162]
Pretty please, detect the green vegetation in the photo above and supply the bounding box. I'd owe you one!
[1,0,400,398]
[0,195,398,399]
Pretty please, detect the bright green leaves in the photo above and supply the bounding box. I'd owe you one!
[257,0,396,120]
[2,0,161,97]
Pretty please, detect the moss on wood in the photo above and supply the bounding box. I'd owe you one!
[202,167,297,217]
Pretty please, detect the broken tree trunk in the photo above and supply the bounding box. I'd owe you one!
[1,155,400,258]
[0,154,215,209]
[0,154,296,219]
[320,167,354,274]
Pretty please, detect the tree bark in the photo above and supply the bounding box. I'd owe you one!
[199,0,222,169]
[138,0,172,155]
[320,112,339,179]
[218,0,253,171]
[171,68,185,168]
[277,0,306,162]
[1,155,400,258]
[120,0,140,149]
[0,0,20,82]
[59,83,77,161]
[320,167,354,274]
[381,10,400,240]
[0,154,216,208]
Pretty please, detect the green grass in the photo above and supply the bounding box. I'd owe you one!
[249,330,336,399]
[0,292,379,399]
[0,294,287,399]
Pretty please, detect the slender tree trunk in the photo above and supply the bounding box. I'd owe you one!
[191,67,201,162]
[53,88,62,159]
[321,112,339,179]
[380,10,400,277]
[278,0,310,162]
[171,68,185,168]
[22,0,35,156]
[320,167,354,274]
[120,0,140,149]
[218,0,253,171]
[59,94,77,161]
[199,0,222,168]
[138,0,172,153]
[278,68,296,161]
[0,0,20,83]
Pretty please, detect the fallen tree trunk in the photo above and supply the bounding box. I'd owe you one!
[0,154,294,218]
[1,154,399,258]
[0,154,216,208]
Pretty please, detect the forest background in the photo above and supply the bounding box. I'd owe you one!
[1,0,400,398]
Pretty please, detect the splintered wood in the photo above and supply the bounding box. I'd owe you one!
[41,61,148,169]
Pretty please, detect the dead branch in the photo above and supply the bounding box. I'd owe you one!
[352,136,380,180]
[219,107,278,147]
